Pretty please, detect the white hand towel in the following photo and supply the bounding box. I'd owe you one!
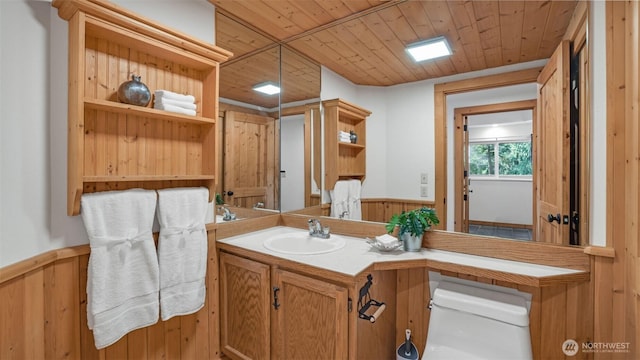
[347,179,362,220]
[154,89,196,103]
[154,97,197,110]
[80,189,159,349]
[156,187,209,321]
[330,180,350,218]
[154,103,197,116]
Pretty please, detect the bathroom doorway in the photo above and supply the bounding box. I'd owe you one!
[454,100,536,241]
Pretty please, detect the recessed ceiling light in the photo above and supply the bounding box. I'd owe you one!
[406,37,452,62]
[253,82,280,95]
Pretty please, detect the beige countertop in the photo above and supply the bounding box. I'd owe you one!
[217,226,588,286]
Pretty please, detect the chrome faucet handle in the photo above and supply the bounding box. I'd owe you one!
[339,210,349,219]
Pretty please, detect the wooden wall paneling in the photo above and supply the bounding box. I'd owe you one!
[395,268,430,356]
[539,285,567,359]
[207,230,220,359]
[625,0,640,356]
[355,269,397,360]
[565,279,594,360]
[1,276,25,359]
[24,269,46,360]
[604,2,630,358]
[44,257,81,359]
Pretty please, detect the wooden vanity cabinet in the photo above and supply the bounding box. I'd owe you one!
[220,252,349,360]
[322,99,371,190]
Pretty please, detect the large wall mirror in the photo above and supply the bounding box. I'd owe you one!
[213,1,591,248]
[215,11,321,220]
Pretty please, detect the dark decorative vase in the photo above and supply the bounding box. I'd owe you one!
[350,130,358,144]
[117,75,151,106]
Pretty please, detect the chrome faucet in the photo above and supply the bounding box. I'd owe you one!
[219,206,236,221]
[253,201,265,209]
[339,210,349,219]
[308,218,330,239]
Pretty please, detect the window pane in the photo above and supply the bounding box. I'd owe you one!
[498,142,532,175]
[469,143,495,175]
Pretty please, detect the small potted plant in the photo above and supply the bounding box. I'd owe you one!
[385,207,440,251]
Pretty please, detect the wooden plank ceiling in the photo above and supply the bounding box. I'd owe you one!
[213,0,577,108]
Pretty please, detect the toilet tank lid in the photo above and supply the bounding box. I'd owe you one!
[432,281,529,327]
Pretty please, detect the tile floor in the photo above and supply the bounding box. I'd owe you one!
[468,224,533,241]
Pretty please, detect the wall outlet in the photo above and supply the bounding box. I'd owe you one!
[420,173,428,184]
[420,185,428,197]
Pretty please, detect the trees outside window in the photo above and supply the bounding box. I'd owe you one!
[469,139,532,178]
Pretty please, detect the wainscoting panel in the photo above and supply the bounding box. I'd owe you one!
[0,231,220,360]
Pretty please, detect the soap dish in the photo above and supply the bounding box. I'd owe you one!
[366,238,403,252]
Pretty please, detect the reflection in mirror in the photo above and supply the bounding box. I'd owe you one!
[213,2,589,246]
[464,110,534,242]
[280,47,321,213]
[216,13,281,220]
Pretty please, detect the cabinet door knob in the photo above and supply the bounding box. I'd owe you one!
[547,213,561,224]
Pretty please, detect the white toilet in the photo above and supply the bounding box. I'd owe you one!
[422,277,533,360]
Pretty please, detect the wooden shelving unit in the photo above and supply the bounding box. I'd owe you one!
[322,98,371,189]
[54,0,231,215]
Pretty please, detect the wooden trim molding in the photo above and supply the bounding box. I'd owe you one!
[0,245,90,284]
[583,246,615,258]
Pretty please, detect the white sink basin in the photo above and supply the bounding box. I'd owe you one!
[263,232,346,255]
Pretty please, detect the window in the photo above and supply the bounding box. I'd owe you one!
[469,143,495,175]
[469,138,532,178]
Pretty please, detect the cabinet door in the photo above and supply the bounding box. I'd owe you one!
[536,40,571,244]
[220,252,271,360]
[271,269,349,360]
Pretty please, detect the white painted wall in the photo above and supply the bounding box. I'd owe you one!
[468,180,533,225]
[590,1,607,246]
[280,115,305,212]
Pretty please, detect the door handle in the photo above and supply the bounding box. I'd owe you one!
[273,286,280,310]
[547,213,561,224]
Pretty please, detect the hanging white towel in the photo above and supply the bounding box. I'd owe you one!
[154,89,196,103]
[330,180,350,218]
[80,189,159,349]
[156,187,209,321]
[347,179,362,221]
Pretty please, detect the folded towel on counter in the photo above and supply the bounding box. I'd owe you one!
[154,89,196,103]
[154,97,197,110]
[375,234,399,246]
[156,187,209,321]
[80,189,159,349]
[154,103,197,116]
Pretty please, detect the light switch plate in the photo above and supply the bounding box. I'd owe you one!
[420,173,428,184]
[420,185,428,197]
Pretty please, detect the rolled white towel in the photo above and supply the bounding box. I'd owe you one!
[154,97,197,110]
[154,103,197,116]
[154,90,196,103]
